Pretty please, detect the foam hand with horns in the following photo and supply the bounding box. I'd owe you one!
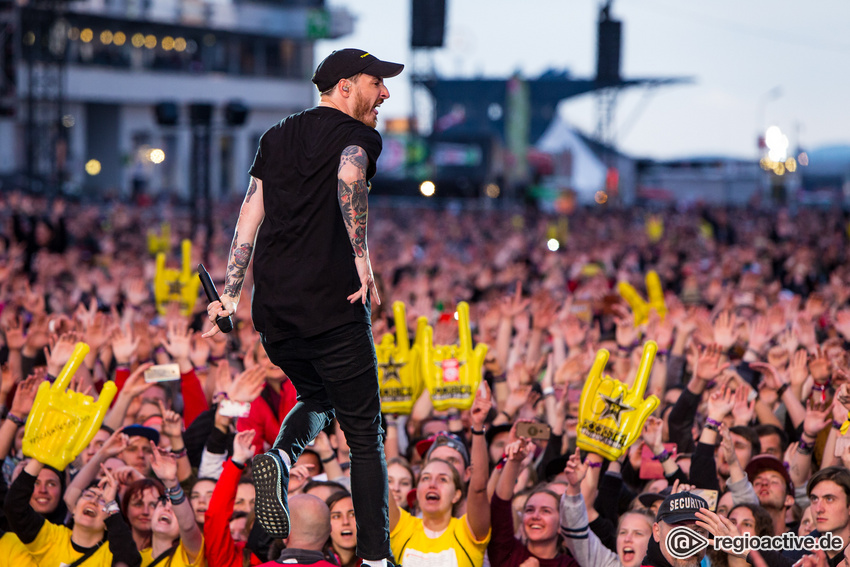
[154,238,200,316]
[576,340,660,461]
[420,302,489,411]
[377,301,424,415]
[617,270,668,326]
[23,343,117,471]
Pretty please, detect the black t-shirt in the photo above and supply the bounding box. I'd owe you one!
[248,106,382,341]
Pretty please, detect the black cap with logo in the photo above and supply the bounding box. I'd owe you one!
[655,491,709,524]
[312,49,404,92]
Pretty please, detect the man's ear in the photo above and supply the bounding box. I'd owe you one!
[652,522,662,543]
[785,493,795,508]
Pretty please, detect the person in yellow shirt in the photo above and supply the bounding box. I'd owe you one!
[4,457,141,567]
[141,442,205,567]
[389,384,492,567]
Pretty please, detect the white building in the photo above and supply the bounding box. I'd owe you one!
[1,0,353,199]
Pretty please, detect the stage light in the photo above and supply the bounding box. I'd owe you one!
[85,159,101,175]
[149,149,165,164]
[420,180,436,197]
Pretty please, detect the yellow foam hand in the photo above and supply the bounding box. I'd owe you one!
[617,271,668,326]
[147,222,171,255]
[645,271,668,320]
[576,340,660,461]
[23,343,117,471]
[377,301,424,415]
[154,239,200,316]
[646,215,664,243]
[420,302,489,411]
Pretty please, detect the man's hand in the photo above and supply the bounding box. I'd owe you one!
[347,254,380,305]
[202,296,237,338]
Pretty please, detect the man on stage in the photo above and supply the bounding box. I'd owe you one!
[204,48,403,567]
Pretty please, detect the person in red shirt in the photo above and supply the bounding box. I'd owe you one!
[204,429,263,567]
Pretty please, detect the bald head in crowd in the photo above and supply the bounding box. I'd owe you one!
[286,494,332,550]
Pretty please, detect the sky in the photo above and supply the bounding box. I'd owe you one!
[316,0,850,161]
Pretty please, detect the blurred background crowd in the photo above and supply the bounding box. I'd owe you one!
[3,191,850,566]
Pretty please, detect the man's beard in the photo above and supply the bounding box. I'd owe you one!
[353,91,377,128]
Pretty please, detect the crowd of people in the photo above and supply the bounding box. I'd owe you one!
[2,191,850,567]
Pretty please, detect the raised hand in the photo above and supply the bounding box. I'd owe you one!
[713,311,739,350]
[98,430,130,459]
[563,447,588,488]
[98,463,120,503]
[3,314,26,351]
[110,325,139,365]
[232,429,256,465]
[499,281,530,319]
[504,438,532,463]
[731,386,756,426]
[693,343,730,382]
[118,362,155,401]
[189,332,211,369]
[149,442,177,483]
[787,349,809,387]
[228,363,268,404]
[641,415,664,453]
[46,332,79,377]
[802,399,833,439]
[469,381,493,432]
[157,400,184,439]
[162,320,192,365]
[747,315,772,355]
[9,374,43,418]
[706,386,735,422]
[808,347,831,385]
[794,313,818,353]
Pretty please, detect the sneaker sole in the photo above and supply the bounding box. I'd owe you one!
[252,453,290,539]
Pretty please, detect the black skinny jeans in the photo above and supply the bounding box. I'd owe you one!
[261,321,390,561]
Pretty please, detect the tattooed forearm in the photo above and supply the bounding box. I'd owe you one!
[224,241,253,297]
[338,145,370,258]
[246,177,258,203]
[338,178,369,257]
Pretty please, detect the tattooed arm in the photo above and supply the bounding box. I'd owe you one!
[338,145,380,306]
[203,176,265,337]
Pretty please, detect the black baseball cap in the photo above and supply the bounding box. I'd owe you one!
[416,431,470,467]
[638,486,672,509]
[122,425,160,446]
[312,48,404,92]
[655,491,708,524]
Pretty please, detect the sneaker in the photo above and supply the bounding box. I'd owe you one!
[252,451,290,539]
